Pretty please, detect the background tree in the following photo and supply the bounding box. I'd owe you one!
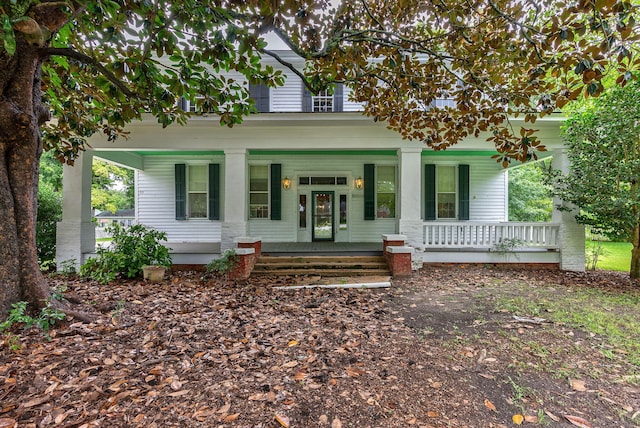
[36,182,61,270]
[39,151,62,192]
[0,1,639,318]
[35,152,62,270]
[91,160,134,214]
[551,80,640,278]
[509,161,553,222]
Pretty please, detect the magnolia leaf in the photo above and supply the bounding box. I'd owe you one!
[544,410,560,422]
[484,399,497,412]
[0,418,17,428]
[223,413,240,422]
[564,414,593,428]
[275,413,290,427]
[1,15,16,55]
[571,379,587,391]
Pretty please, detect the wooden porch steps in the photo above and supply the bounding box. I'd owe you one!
[252,255,390,277]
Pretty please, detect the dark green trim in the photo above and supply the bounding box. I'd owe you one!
[334,84,344,112]
[458,164,470,220]
[424,164,436,220]
[134,151,225,156]
[422,150,499,157]
[249,83,270,113]
[302,83,312,112]
[208,163,220,220]
[364,164,375,220]
[175,164,186,220]
[270,163,282,220]
[249,150,397,156]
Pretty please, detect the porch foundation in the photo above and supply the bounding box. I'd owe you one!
[228,248,256,280]
[235,237,262,257]
[386,246,414,277]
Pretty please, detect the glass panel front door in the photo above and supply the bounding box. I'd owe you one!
[312,191,334,241]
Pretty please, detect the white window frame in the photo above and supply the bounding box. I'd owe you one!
[436,164,457,220]
[312,89,334,112]
[249,164,270,219]
[187,164,209,219]
[376,164,397,219]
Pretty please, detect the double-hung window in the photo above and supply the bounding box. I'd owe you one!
[436,165,456,219]
[376,166,396,218]
[424,164,470,221]
[364,164,397,220]
[249,165,269,219]
[187,165,208,218]
[175,163,220,220]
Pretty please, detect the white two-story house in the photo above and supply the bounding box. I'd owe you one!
[56,50,585,271]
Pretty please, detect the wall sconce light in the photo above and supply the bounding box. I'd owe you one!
[354,177,363,189]
[282,177,291,190]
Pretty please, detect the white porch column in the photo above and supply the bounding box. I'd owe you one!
[552,149,585,271]
[56,151,95,270]
[221,148,248,251]
[398,147,424,249]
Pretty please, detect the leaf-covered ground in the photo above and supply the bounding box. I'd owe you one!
[1,266,640,427]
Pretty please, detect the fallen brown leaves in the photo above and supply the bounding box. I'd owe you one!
[0,267,638,427]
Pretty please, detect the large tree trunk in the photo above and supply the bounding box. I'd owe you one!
[0,40,55,318]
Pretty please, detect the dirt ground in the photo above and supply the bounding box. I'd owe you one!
[1,266,640,427]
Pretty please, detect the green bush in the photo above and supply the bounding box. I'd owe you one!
[80,223,172,283]
[36,183,62,269]
[205,249,239,276]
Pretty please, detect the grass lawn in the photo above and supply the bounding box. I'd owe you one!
[587,240,632,272]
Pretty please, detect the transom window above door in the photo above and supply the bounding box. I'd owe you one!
[298,176,348,186]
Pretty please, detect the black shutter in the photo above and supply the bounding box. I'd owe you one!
[178,97,188,111]
[458,164,470,220]
[334,84,343,112]
[270,163,282,220]
[208,163,220,220]
[302,82,312,112]
[249,83,270,113]
[175,164,186,220]
[364,164,375,220]
[424,164,436,220]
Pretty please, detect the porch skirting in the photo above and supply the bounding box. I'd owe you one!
[420,248,559,265]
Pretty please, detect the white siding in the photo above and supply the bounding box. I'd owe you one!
[469,161,508,221]
[137,155,225,243]
[248,153,397,242]
[271,69,303,112]
[343,86,365,112]
[422,156,507,222]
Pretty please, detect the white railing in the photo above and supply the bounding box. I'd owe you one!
[423,222,560,249]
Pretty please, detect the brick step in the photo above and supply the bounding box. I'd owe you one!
[253,255,390,276]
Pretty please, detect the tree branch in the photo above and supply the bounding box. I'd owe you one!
[260,48,317,92]
[40,47,139,99]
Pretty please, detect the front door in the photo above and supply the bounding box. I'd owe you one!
[312,191,334,241]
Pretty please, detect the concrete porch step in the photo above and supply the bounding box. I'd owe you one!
[252,255,390,277]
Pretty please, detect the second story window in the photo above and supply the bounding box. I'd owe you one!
[312,89,334,112]
[303,83,343,113]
